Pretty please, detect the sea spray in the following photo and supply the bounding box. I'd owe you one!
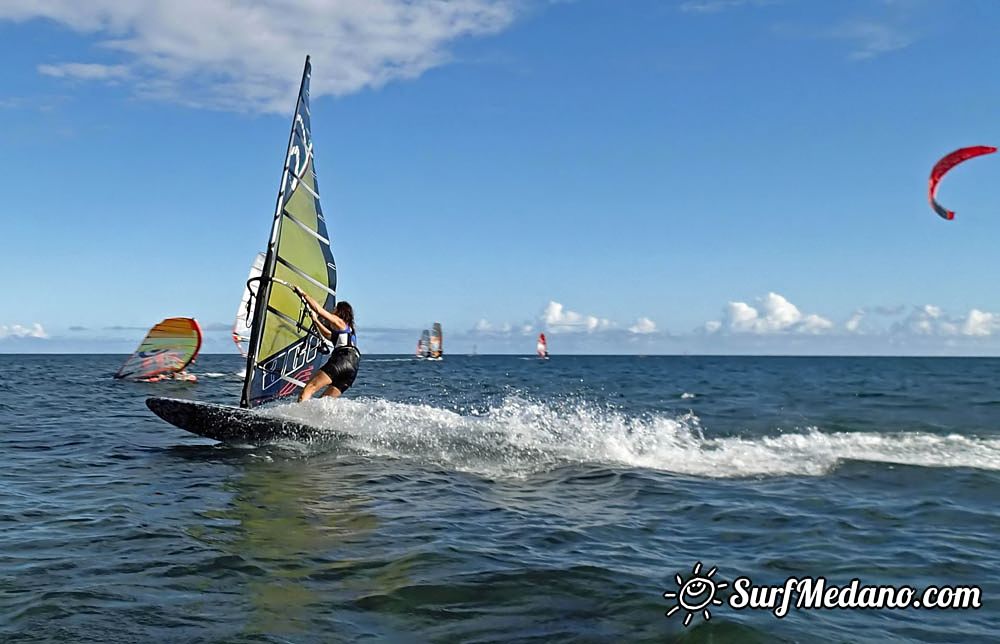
[265,395,1000,479]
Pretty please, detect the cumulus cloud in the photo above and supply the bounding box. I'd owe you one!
[893,304,954,336]
[885,305,1000,338]
[961,309,1000,337]
[471,301,659,337]
[628,316,657,334]
[706,292,833,335]
[706,297,1000,340]
[541,301,612,333]
[0,323,48,339]
[3,0,519,112]
[845,305,914,335]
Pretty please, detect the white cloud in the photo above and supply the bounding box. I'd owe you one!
[38,62,129,80]
[895,304,950,336]
[846,305,914,334]
[845,309,864,333]
[0,323,48,339]
[473,318,515,334]
[3,0,519,112]
[541,300,612,333]
[713,292,833,335]
[799,313,834,334]
[885,305,1000,338]
[628,316,657,334]
[841,303,1000,338]
[962,309,1000,337]
[472,301,659,337]
[679,0,774,13]
[830,20,913,61]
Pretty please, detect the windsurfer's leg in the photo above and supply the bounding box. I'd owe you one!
[299,371,332,402]
[315,349,358,400]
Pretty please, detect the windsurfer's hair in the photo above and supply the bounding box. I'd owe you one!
[335,301,355,333]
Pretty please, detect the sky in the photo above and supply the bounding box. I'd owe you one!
[3,0,1000,355]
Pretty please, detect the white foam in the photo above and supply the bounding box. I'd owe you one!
[681,392,696,399]
[266,396,1000,479]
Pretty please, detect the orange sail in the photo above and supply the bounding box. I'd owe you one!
[115,318,202,381]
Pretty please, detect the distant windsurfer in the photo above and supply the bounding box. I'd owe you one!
[292,286,360,400]
[141,371,197,383]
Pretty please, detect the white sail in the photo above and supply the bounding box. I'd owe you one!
[232,252,266,358]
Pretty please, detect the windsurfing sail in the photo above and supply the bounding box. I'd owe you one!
[929,146,997,220]
[115,317,202,381]
[419,329,431,358]
[240,56,338,408]
[430,322,443,358]
[536,333,548,358]
[233,253,266,358]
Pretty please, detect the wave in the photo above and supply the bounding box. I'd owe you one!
[264,396,1000,479]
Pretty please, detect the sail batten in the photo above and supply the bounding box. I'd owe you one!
[241,56,338,408]
[275,256,337,296]
[283,209,330,243]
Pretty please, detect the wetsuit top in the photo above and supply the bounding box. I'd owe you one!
[332,325,358,351]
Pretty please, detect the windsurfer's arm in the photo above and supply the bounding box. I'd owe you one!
[294,286,347,331]
[304,306,333,338]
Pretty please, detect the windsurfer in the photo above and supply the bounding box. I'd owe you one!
[141,371,197,383]
[292,286,360,400]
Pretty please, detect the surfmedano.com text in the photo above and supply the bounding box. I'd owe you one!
[730,576,982,618]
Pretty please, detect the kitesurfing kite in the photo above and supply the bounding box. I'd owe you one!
[929,146,997,220]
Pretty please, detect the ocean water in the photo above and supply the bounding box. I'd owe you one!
[1,354,998,642]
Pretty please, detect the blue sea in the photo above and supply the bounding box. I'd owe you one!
[1,354,998,642]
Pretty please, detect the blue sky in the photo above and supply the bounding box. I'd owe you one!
[3,0,1000,354]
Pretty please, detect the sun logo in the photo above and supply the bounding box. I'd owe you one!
[663,562,728,627]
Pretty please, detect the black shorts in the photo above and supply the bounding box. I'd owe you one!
[320,347,360,392]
